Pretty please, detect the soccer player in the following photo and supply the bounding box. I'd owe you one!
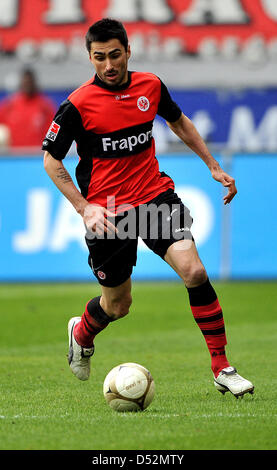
[0,68,55,149]
[43,18,254,398]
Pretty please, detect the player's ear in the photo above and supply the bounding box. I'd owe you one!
[127,44,131,60]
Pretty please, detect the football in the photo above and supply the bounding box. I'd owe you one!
[103,362,155,412]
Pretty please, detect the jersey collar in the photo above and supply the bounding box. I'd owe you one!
[92,71,132,91]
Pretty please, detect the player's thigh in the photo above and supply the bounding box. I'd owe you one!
[140,189,194,259]
[86,235,138,288]
[100,277,132,318]
[164,239,207,287]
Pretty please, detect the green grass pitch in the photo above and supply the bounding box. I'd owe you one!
[0,281,276,450]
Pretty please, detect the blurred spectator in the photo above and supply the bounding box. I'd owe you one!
[0,68,55,149]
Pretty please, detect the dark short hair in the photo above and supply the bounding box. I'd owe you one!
[85,18,128,53]
[21,67,36,79]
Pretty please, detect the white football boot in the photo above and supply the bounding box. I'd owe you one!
[214,366,254,398]
[67,317,94,381]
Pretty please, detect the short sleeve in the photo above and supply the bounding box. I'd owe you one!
[157,79,182,123]
[42,99,82,160]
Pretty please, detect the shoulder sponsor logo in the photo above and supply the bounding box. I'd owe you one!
[137,96,150,112]
[46,121,60,141]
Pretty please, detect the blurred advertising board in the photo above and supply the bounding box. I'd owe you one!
[0,153,276,282]
[0,0,276,56]
[156,88,277,153]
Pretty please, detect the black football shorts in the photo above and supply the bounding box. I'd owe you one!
[85,189,193,287]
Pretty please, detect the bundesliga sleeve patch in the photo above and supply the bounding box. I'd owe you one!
[46,121,61,141]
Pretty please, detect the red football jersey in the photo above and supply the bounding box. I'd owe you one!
[0,92,55,148]
[42,71,181,212]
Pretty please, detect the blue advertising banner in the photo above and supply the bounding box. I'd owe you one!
[0,153,276,282]
[154,88,277,153]
[170,88,277,149]
[231,154,277,279]
[0,154,222,282]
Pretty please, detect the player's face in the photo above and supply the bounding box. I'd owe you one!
[89,39,131,87]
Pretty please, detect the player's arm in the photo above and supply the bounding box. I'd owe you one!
[43,150,87,215]
[167,113,237,205]
[157,79,237,205]
[44,151,116,235]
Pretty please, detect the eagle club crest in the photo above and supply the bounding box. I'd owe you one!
[137,96,150,112]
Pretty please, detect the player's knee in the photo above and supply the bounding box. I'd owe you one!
[106,293,132,320]
[180,263,207,287]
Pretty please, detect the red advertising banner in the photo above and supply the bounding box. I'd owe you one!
[0,0,276,54]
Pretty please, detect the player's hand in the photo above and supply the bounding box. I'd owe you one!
[211,168,237,205]
[83,204,118,236]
